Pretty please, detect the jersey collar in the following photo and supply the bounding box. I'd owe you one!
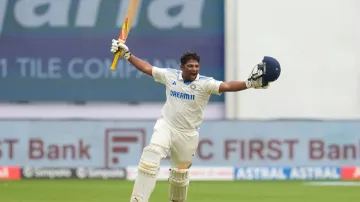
[178,72,200,81]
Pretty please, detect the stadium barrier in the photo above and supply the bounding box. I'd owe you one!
[233,166,360,180]
[0,167,126,180]
[126,166,234,181]
[0,166,359,180]
[125,166,360,181]
[234,167,341,180]
[21,167,126,180]
[0,166,21,180]
[2,120,360,168]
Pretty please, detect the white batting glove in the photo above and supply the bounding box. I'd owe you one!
[246,76,269,89]
[110,39,119,53]
[110,39,131,60]
[245,65,270,89]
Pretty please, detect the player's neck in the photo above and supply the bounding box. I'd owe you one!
[182,73,194,82]
[182,76,192,84]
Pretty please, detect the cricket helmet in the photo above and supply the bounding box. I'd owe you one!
[261,56,281,83]
[248,56,281,87]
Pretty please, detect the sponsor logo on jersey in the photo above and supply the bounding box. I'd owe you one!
[170,90,195,100]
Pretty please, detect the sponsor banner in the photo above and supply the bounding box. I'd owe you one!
[234,167,341,180]
[20,167,126,179]
[0,166,21,180]
[75,167,126,179]
[126,166,233,181]
[0,0,224,102]
[21,167,74,179]
[341,167,360,180]
[0,120,360,167]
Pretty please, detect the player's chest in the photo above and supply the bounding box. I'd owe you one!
[169,80,200,93]
[167,80,203,100]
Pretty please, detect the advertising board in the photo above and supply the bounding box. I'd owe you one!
[1,120,360,167]
[0,0,224,102]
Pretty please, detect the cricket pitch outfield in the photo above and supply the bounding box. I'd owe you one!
[1,180,360,202]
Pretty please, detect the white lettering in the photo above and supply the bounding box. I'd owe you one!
[10,57,176,80]
[14,0,71,28]
[148,0,205,29]
[69,58,130,80]
[68,58,84,79]
[17,57,61,79]
[289,167,339,180]
[75,0,102,27]
[84,58,103,79]
[236,167,286,180]
[48,58,62,79]
[17,57,31,77]
[34,59,47,79]
[2,0,206,35]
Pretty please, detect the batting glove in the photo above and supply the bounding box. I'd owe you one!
[110,39,131,60]
[246,73,269,89]
[246,77,270,89]
[245,64,270,89]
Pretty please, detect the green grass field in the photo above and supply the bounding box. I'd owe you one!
[1,180,360,202]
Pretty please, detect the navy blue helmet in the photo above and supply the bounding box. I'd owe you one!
[247,56,281,88]
[262,56,281,83]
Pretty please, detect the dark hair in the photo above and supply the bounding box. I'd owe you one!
[180,51,200,66]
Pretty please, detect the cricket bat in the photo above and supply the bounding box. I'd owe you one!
[110,0,140,71]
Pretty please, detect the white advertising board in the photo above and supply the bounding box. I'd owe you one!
[0,120,359,167]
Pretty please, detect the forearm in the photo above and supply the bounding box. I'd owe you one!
[221,81,248,92]
[229,81,248,91]
[128,54,153,76]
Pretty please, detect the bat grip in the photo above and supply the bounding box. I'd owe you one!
[110,51,121,71]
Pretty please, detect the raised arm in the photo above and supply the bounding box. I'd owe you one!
[218,75,271,93]
[127,55,153,76]
[218,56,282,93]
[218,79,269,93]
[219,81,248,93]
[110,39,152,76]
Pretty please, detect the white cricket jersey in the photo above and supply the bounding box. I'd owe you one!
[152,66,223,131]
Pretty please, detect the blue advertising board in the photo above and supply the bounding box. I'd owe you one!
[0,0,224,102]
[234,167,341,180]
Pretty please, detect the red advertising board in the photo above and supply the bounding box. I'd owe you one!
[341,167,360,180]
[0,166,21,180]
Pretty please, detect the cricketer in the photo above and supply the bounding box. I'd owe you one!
[110,39,281,202]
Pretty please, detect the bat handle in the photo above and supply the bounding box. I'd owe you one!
[110,51,121,71]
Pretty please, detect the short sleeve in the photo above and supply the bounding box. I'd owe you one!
[152,66,167,84]
[204,78,223,95]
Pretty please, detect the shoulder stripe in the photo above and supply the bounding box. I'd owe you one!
[199,75,213,80]
[166,68,180,74]
[166,68,181,77]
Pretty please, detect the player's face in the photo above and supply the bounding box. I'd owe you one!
[181,59,200,82]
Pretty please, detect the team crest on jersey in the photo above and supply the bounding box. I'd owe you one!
[190,84,196,90]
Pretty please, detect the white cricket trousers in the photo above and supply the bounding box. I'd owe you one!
[150,117,199,168]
